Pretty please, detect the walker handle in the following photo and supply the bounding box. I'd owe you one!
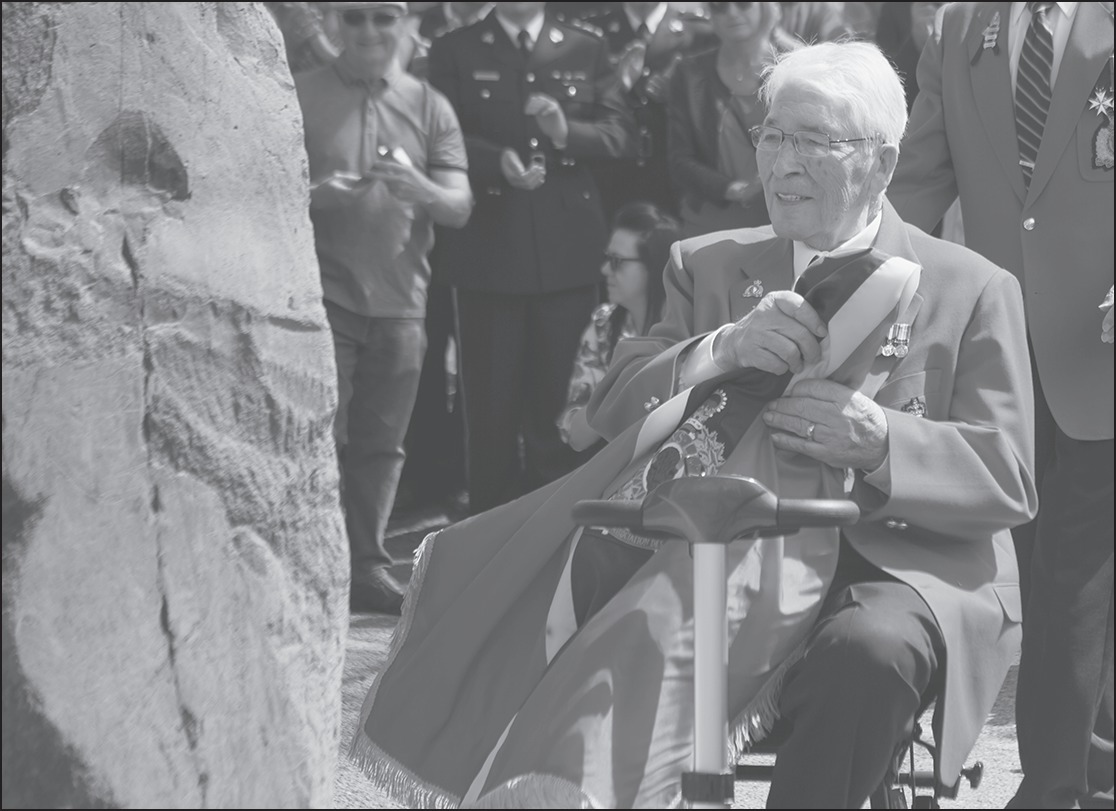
[776,499,861,530]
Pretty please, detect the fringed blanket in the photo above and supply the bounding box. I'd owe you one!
[351,249,920,808]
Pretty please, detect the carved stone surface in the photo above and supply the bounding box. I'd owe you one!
[2,3,347,807]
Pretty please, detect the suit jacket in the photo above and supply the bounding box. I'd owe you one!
[889,1,1114,441]
[428,13,634,294]
[586,199,1038,783]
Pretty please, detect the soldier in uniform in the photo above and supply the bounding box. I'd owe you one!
[428,1,634,513]
[589,2,715,217]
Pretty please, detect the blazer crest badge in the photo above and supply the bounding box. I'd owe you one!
[1089,56,1114,171]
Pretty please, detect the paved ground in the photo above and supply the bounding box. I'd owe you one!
[334,508,1023,809]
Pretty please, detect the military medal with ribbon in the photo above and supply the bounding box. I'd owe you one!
[971,10,1001,66]
[880,323,911,358]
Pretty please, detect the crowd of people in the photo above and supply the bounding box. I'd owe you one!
[272,2,1113,808]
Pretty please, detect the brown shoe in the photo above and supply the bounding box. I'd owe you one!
[350,568,405,615]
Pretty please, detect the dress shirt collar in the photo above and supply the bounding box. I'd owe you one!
[1009,2,1078,29]
[792,212,883,282]
[624,2,668,35]
[494,8,546,50]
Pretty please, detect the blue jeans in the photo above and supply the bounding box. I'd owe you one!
[326,301,426,577]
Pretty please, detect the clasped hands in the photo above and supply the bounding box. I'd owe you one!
[712,291,889,471]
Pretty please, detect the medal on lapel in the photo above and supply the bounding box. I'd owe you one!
[1089,56,1114,171]
[742,279,764,298]
[880,323,911,357]
[549,27,564,44]
[971,11,1001,66]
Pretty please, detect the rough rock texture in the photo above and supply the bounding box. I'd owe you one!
[2,3,347,807]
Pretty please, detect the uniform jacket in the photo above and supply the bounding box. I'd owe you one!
[890,1,1114,440]
[586,199,1038,783]
[428,12,634,294]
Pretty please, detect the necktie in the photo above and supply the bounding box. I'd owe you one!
[636,21,651,41]
[517,29,532,60]
[1015,1,1055,188]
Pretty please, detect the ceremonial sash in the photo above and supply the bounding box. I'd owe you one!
[351,247,921,809]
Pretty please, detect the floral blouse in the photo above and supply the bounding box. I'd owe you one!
[557,303,637,446]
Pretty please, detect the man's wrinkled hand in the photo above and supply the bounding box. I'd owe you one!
[712,291,827,375]
[764,379,889,471]
[499,148,546,191]
[524,93,569,147]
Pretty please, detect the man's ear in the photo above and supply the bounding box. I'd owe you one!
[874,143,900,196]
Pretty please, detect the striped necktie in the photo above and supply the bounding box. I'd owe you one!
[1015,1,1055,187]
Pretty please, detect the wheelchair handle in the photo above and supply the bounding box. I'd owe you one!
[572,476,859,546]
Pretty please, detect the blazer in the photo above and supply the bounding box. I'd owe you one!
[890,1,1114,440]
[428,13,634,295]
[586,199,1038,783]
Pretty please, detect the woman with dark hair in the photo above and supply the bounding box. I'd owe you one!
[558,202,680,452]
[667,1,794,237]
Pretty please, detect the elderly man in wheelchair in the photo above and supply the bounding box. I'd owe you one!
[349,40,1036,809]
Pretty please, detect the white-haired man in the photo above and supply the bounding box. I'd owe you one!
[585,40,1036,806]
[347,40,1035,809]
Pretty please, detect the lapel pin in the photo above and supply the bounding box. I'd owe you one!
[481,31,495,45]
[669,18,684,34]
[549,27,564,44]
[901,397,927,418]
[743,280,764,298]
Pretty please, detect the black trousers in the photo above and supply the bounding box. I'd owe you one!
[1011,424,1115,809]
[399,282,466,505]
[456,285,598,514]
[766,539,945,809]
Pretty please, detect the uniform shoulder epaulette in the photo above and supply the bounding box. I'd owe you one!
[567,17,605,39]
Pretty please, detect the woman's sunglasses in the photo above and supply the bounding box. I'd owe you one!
[603,252,643,272]
[341,8,403,28]
[708,2,756,13]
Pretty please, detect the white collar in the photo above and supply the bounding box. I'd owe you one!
[1009,2,1078,27]
[624,2,668,35]
[494,9,546,49]
[445,2,494,28]
[792,212,883,282]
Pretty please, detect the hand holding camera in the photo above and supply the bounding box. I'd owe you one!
[500,148,546,191]
[364,145,437,205]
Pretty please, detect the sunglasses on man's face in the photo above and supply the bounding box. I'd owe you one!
[708,2,755,13]
[341,8,403,28]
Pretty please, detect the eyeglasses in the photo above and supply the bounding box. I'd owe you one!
[341,8,403,28]
[709,2,755,13]
[749,125,880,158]
[603,252,643,272]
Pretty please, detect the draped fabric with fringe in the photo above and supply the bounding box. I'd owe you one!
[350,251,920,808]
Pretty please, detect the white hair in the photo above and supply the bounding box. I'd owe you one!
[759,41,908,147]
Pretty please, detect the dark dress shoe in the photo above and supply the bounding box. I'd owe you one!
[350,568,406,615]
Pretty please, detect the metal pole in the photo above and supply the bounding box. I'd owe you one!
[691,542,730,809]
